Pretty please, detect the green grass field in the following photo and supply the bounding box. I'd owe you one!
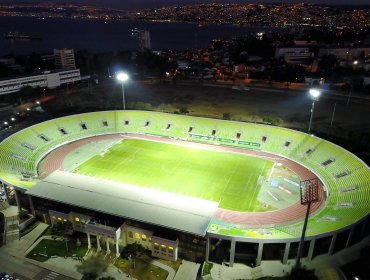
[26,239,87,262]
[74,139,273,212]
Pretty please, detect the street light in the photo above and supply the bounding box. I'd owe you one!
[308,89,321,134]
[116,72,129,110]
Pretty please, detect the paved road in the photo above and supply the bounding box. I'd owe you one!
[0,245,79,280]
[0,252,42,279]
[0,222,78,280]
[34,269,75,280]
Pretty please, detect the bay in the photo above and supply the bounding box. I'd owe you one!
[0,16,279,55]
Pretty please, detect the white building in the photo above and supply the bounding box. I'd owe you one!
[0,69,81,95]
[124,225,179,261]
[284,52,314,64]
[54,49,76,70]
[49,210,179,260]
[151,233,179,261]
[275,47,314,64]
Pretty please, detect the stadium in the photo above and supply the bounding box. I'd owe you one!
[0,110,369,266]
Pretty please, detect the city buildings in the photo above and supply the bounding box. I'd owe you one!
[54,49,76,70]
[0,3,368,30]
[318,47,370,60]
[139,30,151,51]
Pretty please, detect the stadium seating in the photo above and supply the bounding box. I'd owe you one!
[0,110,369,239]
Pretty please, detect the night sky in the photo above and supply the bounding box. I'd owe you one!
[0,0,369,10]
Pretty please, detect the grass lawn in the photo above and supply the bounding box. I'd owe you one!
[75,139,273,212]
[26,239,88,262]
[115,257,168,280]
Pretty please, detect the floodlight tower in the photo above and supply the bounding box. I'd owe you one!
[295,178,320,270]
[116,72,129,110]
[308,89,321,134]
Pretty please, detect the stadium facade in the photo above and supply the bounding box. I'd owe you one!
[0,111,369,265]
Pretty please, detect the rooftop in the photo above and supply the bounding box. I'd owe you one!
[27,170,219,236]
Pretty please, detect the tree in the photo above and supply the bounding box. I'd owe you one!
[222,112,231,120]
[0,63,17,78]
[120,242,144,260]
[318,55,338,73]
[51,221,74,252]
[135,50,173,76]
[77,255,109,278]
[179,107,189,115]
[262,115,281,126]
[120,242,145,269]
[81,273,98,280]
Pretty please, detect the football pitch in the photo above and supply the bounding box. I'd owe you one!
[74,139,273,212]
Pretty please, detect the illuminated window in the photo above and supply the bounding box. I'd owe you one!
[57,217,62,221]
[128,231,133,239]
[135,232,140,239]
[52,216,56,220]
[161,244,166,252]
[168,246,174,254]
[63,219,67,222]
[75,217,80,222]
[154,243,159,250]
[141,234,147,241]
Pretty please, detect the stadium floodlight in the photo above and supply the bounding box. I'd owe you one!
[308,89,321,134]
[296,178,319,270]
[116,72,129,110]
[309,89,321,99]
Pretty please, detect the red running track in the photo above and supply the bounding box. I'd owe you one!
[38,134,324,228]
